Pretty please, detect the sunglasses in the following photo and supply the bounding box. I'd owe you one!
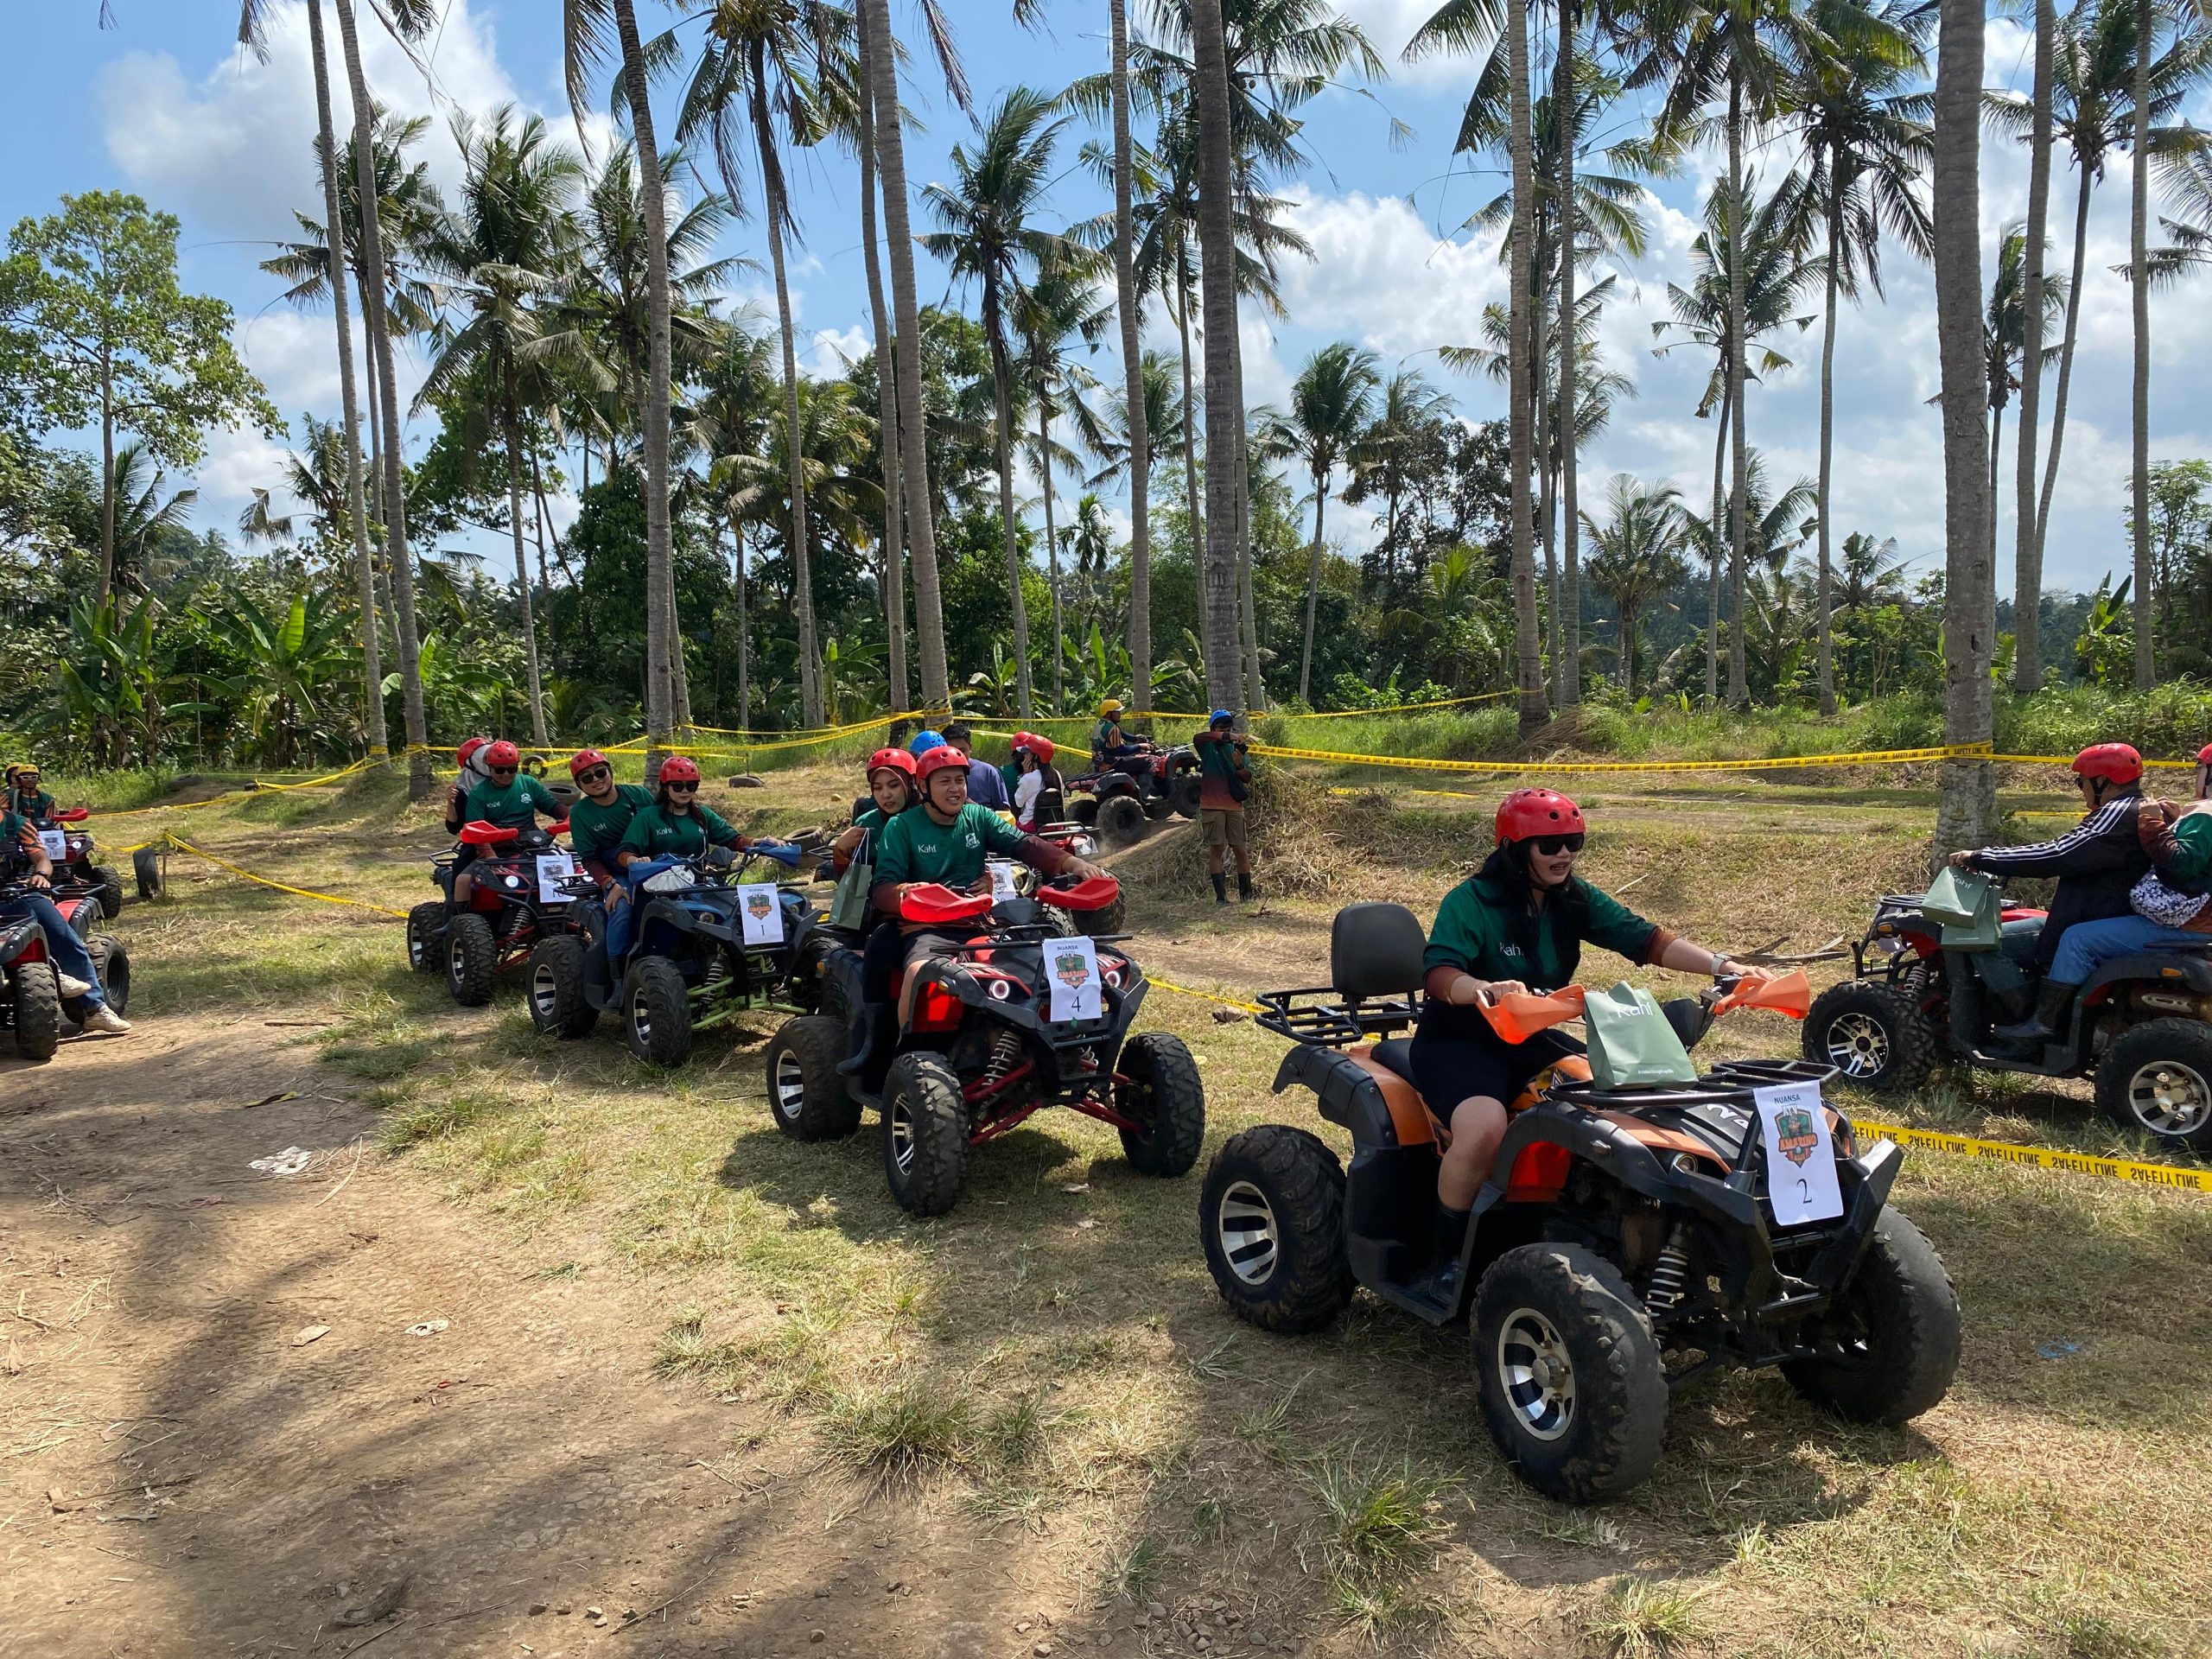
[1530,834,1586,855]
[488,766,518,779]
[665,780,698,793]
[577,766,612,784]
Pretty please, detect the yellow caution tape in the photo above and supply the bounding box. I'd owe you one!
[1280,691,1514,720]
[1148,976,1265,1015]
[1989,753,2199,768]
[160,833,411,918]
[1854,1119,2212,1193]
[1249,740,1998,776]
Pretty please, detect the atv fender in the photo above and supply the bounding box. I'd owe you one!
[1272,1044,1429,1149]
[2082,949,2212,1003]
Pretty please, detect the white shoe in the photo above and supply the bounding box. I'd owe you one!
[79,1006,130,1034]
[55,973,92,998]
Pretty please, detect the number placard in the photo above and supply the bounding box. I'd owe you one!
[1753,1080,1845,1226]
[36,830,67,861]
[1046,932,1101,1024]
[738,882,784,945]
[535,853,576,903]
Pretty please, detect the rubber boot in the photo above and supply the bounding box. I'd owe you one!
[836,1001,883,1077]
[1993,978,2077,1048]
[1430,1205,1471,1300]
[1211,872,1228,906]
[1236,873,1254,904]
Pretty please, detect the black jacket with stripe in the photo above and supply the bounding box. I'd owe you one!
[1965,790,2148,968]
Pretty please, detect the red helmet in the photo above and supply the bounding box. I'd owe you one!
[456,736,490,768]
[867,747,918,782]
[658,755,702,785]
[1496,786,1586,845]
[2072,743,2142,785]
[484,740,521,770]
[569,747,612,779]
[1014,733,1056,765]
[915,746,969,785]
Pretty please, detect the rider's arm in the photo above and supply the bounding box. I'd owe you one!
[614,810,658,870]
[15,819,51,885]
[696,804,748,849]
[1967,797,2141,877]
[2138,798,2185,869]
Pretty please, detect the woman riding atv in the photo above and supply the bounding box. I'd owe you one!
[7,763,56,823]
[1414,787,1769,1291]
[831,748,922,1075]
[2035,741,2212,994]
[565,748,654,963]
[446,739,567,906]
[613,757,759,873]
[1010,734,1065,831]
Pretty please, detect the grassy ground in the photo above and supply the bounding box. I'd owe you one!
[92,756,2212,1658]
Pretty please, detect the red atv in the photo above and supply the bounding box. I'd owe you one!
[408,819,573,1006]
[1069,741,1203,849]
[1009,822,1127,935]
[0,878,130,1061]
[35,808,124,918]
[762,875,1205,1216]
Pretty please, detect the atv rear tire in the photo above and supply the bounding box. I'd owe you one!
[446,913,499,1007]
[1198,1126,1355,1333]
[1096,794,1147,850]
[2094,1018,2212,1151]
[132,846,164,901]
[766,1014,861,1141]
[1471,1244,1669,1503]
[11,961,60,1061]
[1803,980,1938,1094]
[88,865,124,919]
[1082,893,1128,937]
[1782,1208,1961,1425]
[68,937,129,1024]
[1168,768,1203,820]
[406,903,444,974]
[526,936,598,1039]
[1071,798,1099,828]
[622,957,693,1066]
[881,1051,969,1217]
[1115,1032,1205,1177]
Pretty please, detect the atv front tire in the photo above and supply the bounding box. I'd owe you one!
[1082,893,1128,937]
[1471,1243,1669,1503]
[2094,1018,2212,1151]
[881,1051,969,1217]
[406,903,444,974]
[1096,794,1147,850]
[1198,1126,1355,1333]
[11,961,60,1061]
[1782,1208,1961,1424]
[791,931,843,1017]
[622,957,693,1066]
[446,913,499,1007]
[766,1014,861,1141]
[1803,979,1938,1094]
[526,936,598,1039]
[1115,1031,1205,1177]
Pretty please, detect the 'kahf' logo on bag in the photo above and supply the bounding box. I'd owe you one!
[1774,1107,1820,1166]
[1055,950,1092,990]
[744,890,774,922]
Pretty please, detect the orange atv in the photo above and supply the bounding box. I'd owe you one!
[1198,901,1960,1503]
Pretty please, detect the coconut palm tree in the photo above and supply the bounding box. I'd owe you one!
[1186,0,1244,714]
[692,321,779,732]
[1081,348,1187,497]
[1975,226,2068,568]
[2013,0,2058,694]
[1278,342,1380,703]
[1582,474,1691,696]
[1017,248,1113,713]
[1347,369,1457,597]
[922,86,1078,721]
[1789,0,1931,715]
[1109,0,1154,709]
[417,107,586,747]
[104,441,196,597]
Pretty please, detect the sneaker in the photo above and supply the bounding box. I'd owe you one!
[54,973,92,998]
[79,1005,131,1034]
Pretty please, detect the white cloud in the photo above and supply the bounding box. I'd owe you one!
[809,324,874,378]
[1336,0,1485,93]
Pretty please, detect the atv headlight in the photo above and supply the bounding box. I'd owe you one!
[503,874,523,890]
[988,979,1011,1001]
[1102,965,1125,989]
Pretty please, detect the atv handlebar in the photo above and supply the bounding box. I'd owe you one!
[899,884,995,925]
[52,808,87,823]
[1037,874,1120,912]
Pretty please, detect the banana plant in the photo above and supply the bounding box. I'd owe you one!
[207,588,356,768]
[48,594,163,768]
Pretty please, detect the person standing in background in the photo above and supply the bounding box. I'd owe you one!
[1194,709,1253,906]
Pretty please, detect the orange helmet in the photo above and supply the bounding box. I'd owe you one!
[569,747,612,779]
[484,740,521,770]
[658,755,702,785]
[915,746,969,785]
[867,747,918,783]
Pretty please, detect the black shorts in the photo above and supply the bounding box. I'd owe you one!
[1407,1003,1582,1114]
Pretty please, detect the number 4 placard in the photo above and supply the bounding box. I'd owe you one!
[1752,1080,1845,1226]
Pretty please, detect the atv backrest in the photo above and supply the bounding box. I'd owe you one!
[1332,902,1428,1002]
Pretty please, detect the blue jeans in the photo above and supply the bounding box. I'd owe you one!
[1,892,104,1007]
[2050,912,2206,983]
[601,883,633,963]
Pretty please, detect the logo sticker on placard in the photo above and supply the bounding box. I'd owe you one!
[1773,1108,1820,1166]
[1047,933,1101,1023]
[737,882,784,945]
[1753,1081,1844,1226]
[535,853,576,904]
[988,860,1020,902]
[36,830,67,861]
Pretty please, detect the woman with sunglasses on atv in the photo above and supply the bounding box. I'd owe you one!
[830,748,923,1076]
[565,749,654,963]
[1414,788,1769,1287]
[447,739,567,906]
[1010,734,1065,832]
[613,757,763,874]
[7,764,55,823]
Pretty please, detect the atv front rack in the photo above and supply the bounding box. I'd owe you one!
[1254,986,1419,1046]
[1543,1057,1836,1114]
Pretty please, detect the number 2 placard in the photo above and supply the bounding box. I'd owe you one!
[1752,1080,1844,1226]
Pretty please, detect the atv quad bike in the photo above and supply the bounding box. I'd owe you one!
[1200,901,1961,1503]
[1067,741,1203,849]
[763,874,1205,1217]
[408,819,573,1007]
[1805,885,2212,1152]
[1007,823,1127,936]
[0,880,67,1061]
[524,842,821,1066]
[34,808,124,918]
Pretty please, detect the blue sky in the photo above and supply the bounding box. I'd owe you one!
[9,1,2205,603]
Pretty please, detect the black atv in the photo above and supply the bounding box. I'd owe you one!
[1199,901,1961,1503]
[1067,741,1203,849]
[1805,886,2212,1152]
[761,875,1205,1217]
[407,819,574,1007]
[524,842,825,1066]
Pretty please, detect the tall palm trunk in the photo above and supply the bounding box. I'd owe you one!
[1174,266,1203,553]
[1300,457,1329,703]
[1707,378,1729,702]
[861,0,947,711]
[2034,165,2094,563]
[1535,285,1558,694]
[1508,0,1545,734]
[856,0,906,713]
[732,520,750,729]
[608,0,675,758]
[1555,0,1581,706]
[1815,177,1841,715]
[1039,396,1065,712]
[1189,0,1244,715]
[334,0,428,795]
[1725,67,1751,709]
[306,0,384,757]
[1934,0,1994,853]
[1228,319,1263,709]
[985,305,1037,718]
[2130,0,2154,687]
[1111,0,1153,709]
[2013,0,2056,692]
[668,555,693,730]
[504,373,550,745]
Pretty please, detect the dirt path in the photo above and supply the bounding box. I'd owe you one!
[0,1016,1148,1658]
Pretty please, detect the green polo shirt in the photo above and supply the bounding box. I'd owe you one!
[11,790,54,822]
[1423,871,1657,994]
[463,772,564,830]
[874,802,1027,892]
[567,783,652,864]
[620,800,741,861]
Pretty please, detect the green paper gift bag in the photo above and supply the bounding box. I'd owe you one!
[1921,865,1993,929]
[1584,982,1700,1088]
[1938,885,2003,951]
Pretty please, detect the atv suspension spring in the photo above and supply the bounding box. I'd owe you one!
[978,1028,1023,1093]
[1644,1227,1691,1318]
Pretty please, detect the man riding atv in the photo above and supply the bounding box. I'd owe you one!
[1414,787,1769,1294]
[1093,699,1136,769]
[7,763,56,823]
[564,748,653,963]
[1945,742,2148,1049]
[0,806,128,1034]
[445,740,567,906]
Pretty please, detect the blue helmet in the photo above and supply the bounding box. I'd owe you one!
[1210,709,1237,728]
[908,729,947,758]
